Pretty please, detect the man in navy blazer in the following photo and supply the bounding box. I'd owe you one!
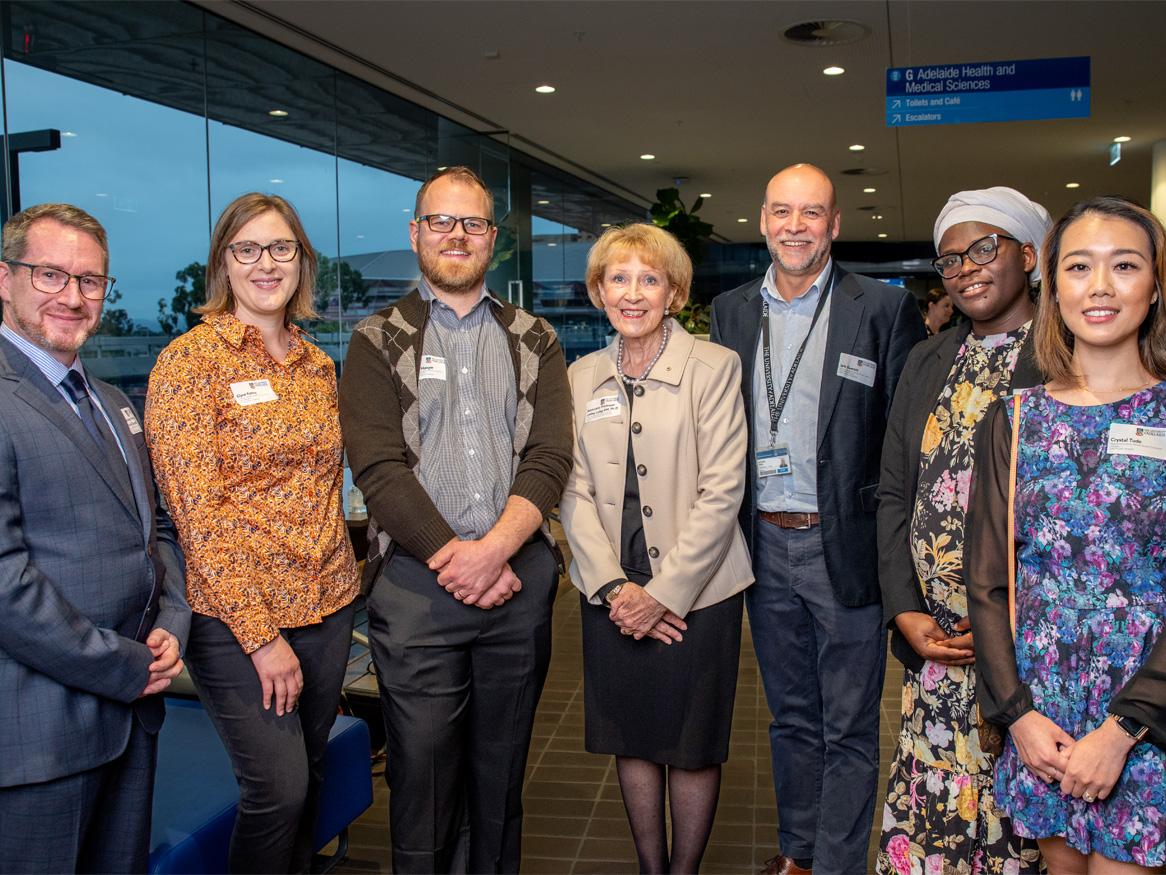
[0,203,189,873]
[710,165,924,875]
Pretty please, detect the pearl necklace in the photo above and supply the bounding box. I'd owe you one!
[617,321,671,383]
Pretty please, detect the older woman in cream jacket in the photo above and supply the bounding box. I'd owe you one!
[560,223,753,874]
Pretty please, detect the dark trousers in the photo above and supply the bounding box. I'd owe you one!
[184,602,356,874]
[0,718,156,874]
[367,539,557,875]
[749,518,885,875]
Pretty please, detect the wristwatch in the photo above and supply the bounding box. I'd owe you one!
[604,583,625,605]
[1112,713,1149,743]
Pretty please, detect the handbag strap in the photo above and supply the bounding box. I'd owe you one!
[1007,393,1022,638]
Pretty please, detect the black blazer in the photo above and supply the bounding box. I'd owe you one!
[876,323,1042,671]
[710,266,926,607]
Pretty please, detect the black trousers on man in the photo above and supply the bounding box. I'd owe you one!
[367,539,557,874]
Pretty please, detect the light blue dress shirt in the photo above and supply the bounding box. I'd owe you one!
[751,259,834,513]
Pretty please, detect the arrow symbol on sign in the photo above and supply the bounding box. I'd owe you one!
[892,114,901,123]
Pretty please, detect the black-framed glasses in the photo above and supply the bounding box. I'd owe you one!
[415,214,494,235]
[6,261,116,300]
[227,239,301,264]
[932,233,1019,278]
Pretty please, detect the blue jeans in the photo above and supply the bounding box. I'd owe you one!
[748,517,885,875]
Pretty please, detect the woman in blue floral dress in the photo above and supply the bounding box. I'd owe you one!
[968,196,1166,873]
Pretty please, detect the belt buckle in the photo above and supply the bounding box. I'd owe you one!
[791,513,812,530]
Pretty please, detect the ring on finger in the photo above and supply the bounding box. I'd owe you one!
[1083,792,1096,803]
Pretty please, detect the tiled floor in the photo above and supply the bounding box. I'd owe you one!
[332,569,904,874]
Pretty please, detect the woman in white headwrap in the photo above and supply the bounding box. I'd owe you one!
[876,187,1051,874]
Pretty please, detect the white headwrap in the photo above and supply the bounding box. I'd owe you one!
[933,186,1052,282]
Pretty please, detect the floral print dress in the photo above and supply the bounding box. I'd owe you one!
[990,383,1166,866]
[879,328,1042,875]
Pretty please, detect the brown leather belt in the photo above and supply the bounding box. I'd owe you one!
[759,511,820,530]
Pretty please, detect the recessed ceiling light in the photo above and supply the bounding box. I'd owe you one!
[877,233,888,239]
[61,131,78,138]
[873,214,883,220]
[601,223,612,228]
[699,193,712,199]
[269,178,284,184]
[535,85,556,94]
[95,192,109,197]
[640,154,656,160]
[537,199,550,205]
[737,218,748,223]
[547,242,557,247]
[848,144,865,152]
[268,109,289,118]
[1114,135,1131,143]
[402,208,411,212]
[437,166,448,171]
[863,187,877,193]
[823,66,845,76]
[356,234,365,239]
[1065,182,1081,189]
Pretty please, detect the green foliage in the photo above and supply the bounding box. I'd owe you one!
[158,262,205,336]
[315,252,370,315]
[99,287,148,336]
[675,301,710,335]
[649,187,714,266]
[490,216,517,272]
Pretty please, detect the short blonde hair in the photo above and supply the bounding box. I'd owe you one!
[197,193,319,322]
[1036,195,1166,383]
[585,224,692,313]
[414,166,495,222]
[2,203,109,274]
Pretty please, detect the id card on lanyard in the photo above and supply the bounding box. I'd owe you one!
[756,269,835,478]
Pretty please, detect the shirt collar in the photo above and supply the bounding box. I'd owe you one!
[0,322,82,386]
[203,311,303,351]
[418,276,500,314]
[760,258,833,308]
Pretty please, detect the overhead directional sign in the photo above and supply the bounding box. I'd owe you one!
[886,56,1090,127]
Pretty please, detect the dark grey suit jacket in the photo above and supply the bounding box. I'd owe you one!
[876,323,1042,671]
[709,266,926,608]
[0,334,189,788]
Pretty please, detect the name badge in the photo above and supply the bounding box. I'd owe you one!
[230,379,278,406]
[837,353,876,387]
[119,406,143,435]
[585,394,622,423]
[1107,423,1166,460]
[419,354,447,381]
[757,446,792,477]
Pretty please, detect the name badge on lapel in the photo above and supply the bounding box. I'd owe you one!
[585,395,622,423]
[837,353,876,387]
[230,379,278,406]
[119,406,143,434]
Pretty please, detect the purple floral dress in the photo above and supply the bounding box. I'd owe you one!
[996,384,1166,865]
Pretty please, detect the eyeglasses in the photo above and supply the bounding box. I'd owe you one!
[227,240,301,264]
[6,261,116,300]
[415,214,494,235]
[932,233,1019,278]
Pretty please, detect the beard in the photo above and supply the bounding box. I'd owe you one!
[7,303,98,358]
[767,237,831,277]
[418,240,491,295]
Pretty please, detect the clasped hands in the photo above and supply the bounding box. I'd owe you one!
[1010,710,1137,804]
[607,583,686,645]
[139,628,184,698]
[429,537,521,609]
[896,611,975,666]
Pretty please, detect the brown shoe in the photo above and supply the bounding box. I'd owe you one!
[759,855,812,875]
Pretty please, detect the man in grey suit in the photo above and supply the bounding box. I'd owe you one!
[0,203,190,873]
[711,165,924,875]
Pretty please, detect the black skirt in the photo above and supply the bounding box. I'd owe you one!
[580,589,744,769]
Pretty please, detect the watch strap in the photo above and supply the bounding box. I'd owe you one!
[1113,713,1149,742]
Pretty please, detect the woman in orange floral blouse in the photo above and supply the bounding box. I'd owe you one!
[145,193,357,874]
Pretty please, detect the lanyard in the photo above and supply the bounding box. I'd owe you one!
[761,268,835,442]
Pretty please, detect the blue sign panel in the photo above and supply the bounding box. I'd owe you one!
[886,56,1089,127]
